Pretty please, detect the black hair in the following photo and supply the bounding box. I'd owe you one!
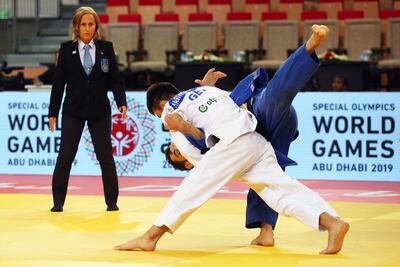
[146,82,180,115]
[334,75,348,87]
[165,146,190,171]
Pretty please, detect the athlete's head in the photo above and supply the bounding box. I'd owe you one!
[146,82,180,117]
[165,143,193,171]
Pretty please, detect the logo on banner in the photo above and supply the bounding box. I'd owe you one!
[111,114,140,156]
[83,97,156,175]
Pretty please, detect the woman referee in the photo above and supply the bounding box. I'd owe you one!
[48,6,127,212]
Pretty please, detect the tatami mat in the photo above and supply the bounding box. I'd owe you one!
[1,194,399,267]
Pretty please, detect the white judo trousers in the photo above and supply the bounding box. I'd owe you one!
[154,131,338,233]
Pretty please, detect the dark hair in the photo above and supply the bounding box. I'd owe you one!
[335,75,348,86]
[146,82,180,115]
[165,146,190,171]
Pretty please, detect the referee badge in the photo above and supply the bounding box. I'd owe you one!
[101,58,109,73]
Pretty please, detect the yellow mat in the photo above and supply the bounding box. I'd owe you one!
[1,194,399,267]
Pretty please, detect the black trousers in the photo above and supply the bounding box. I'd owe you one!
[52,115,118,207]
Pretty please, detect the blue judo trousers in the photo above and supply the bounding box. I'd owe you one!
[185,45,320,229]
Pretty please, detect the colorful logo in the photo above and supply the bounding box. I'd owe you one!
[83,97,156,175]
[111,114,139,156]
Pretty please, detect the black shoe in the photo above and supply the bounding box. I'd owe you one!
[51,206,63,212]
[106,204,119,211]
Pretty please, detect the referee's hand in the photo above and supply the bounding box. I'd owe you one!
[119,106,127,119]
[49,117,57,132]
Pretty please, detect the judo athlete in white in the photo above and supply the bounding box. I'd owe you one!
[165,24,331,247]
[115,26,349,255]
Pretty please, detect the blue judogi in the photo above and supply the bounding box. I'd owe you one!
[234,45,319,229]
[185,44,320,229]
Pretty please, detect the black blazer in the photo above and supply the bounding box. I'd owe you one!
[49,40,126,119]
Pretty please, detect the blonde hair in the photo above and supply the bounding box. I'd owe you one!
[71,6,100,42]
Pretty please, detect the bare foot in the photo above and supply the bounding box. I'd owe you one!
[251,234,275,247]
[115,225,168,251]
[320,219,350,254]
[305,24,330,53]
[114,235,156,251]
[250,223,275,247]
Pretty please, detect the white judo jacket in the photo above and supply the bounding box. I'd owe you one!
[161,86,258,148]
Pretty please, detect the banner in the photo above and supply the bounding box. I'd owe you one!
[0,92,399,181]
[287,92,399,181]
[0,92,186,177]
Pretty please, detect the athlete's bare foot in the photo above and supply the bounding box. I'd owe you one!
[305,24,330,53]
[251,223,275,246]
[114,225,168,251]
[114,235,156,251]
[319,213,350,254]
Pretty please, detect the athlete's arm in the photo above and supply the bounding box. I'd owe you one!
[171,132,202,165]
[194,68,226,87]
[164,113,204,140]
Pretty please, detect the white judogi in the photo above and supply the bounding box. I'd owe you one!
[156,86,337,233]
[170,132,202,165]
[162,86,257,147]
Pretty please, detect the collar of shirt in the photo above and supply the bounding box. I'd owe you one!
[78,39,96,66]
